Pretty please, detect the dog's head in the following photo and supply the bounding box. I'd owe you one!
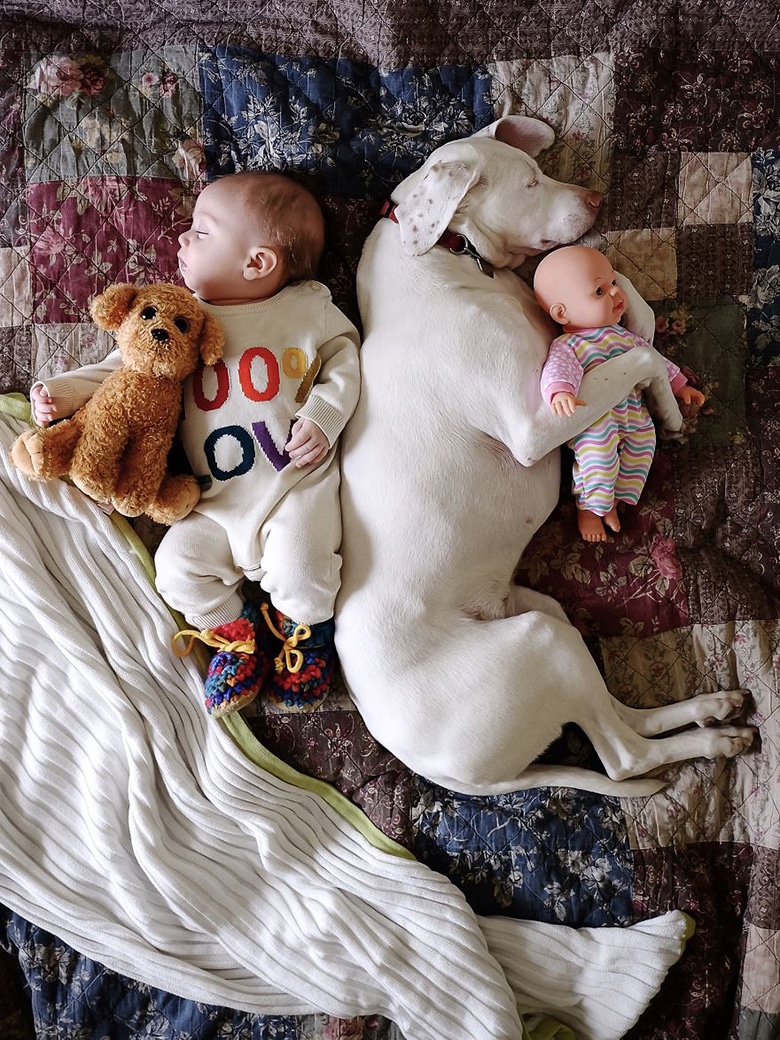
[391,116,602,269]
[90,283,225,380]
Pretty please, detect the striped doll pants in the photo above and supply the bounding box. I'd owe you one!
[568,394,656,515]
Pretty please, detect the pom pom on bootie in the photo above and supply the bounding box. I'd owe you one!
[260,603,336,711]
[173,602,272,717]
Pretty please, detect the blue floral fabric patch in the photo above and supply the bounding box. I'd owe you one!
[412,783,634,927]
[747,150,780,364]
[200,47,493,196]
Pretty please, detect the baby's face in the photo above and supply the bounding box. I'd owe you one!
[558,250,626,331]
[178,181,271,305]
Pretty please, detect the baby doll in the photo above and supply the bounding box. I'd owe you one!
[534,245,705,542]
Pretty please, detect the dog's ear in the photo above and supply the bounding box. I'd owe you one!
[89,284,139,330]
[472,116,555,158]
[198,311,225,366]
[393,160,480,256]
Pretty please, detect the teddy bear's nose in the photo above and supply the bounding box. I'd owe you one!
[151,327,169,343]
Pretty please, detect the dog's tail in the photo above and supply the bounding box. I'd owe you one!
[433,764,666,799]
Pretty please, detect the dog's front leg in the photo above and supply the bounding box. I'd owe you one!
[614,272,656,344]
[516,347,683,466]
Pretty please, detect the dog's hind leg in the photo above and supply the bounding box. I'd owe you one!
[580,702,755,782]
[613,688,750,736]
[505,584,570,623]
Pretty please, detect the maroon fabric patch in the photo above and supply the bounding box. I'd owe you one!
[27,177,190,324]
[515,448,690,639]
[628,843,754,1039]
[614,50,780,154]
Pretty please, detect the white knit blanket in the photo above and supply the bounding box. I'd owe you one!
[0,404,690,1040]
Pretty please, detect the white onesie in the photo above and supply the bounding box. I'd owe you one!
[37,281,361,628]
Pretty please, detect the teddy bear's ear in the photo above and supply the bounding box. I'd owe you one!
[199,312,226,366]
[89,284,139,330]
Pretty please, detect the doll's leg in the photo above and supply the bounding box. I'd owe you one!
[614,412,656,506]
[571,417,621,541]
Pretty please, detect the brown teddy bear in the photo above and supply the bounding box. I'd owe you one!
[11,283,225,525]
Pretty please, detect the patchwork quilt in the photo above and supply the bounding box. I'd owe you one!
[0,2,778,1038]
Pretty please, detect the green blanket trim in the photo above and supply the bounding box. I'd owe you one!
[113,511,415,863]
[0,393,573,1039]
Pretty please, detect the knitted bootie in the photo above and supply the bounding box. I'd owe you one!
[260,603,336,711]
[173,602,271,718]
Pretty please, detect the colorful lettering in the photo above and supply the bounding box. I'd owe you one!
[239,347,280,402]
[203,425,254,481]
[192,359,229,411]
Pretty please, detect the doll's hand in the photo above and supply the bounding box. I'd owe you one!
[676,385,706,408]
[286,418,329,468]
[30,384,60,427]
[550,391,586,418]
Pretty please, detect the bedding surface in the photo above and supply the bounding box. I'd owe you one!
[0,1,778,1038]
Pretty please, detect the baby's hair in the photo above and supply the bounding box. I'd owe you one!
[219,171,325,282]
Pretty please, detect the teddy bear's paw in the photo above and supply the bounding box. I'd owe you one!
[10,429,49,479]
[71,472,118,510]
[110,492,149,518]
[145,474,200,525]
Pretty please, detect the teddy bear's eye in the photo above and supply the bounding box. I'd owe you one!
[141,306,157,320]
[173,316,190,334]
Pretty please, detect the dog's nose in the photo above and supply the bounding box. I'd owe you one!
[585,191,602,210]
[151,327,169,343]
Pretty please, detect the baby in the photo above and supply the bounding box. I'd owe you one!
[534,245,704,542]
[30,171,361,716]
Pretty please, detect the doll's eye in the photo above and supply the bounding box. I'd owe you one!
[595,288,604,296]
[141,306,157,320]
[173,316,190,333]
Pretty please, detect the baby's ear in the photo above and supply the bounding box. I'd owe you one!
[90,284,139,329]
[198,312,225,365]
[245,246,280,280]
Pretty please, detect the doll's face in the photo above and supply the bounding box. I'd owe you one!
[534,245,626,332]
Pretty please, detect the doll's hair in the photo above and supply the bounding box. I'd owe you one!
[220,170,326,282]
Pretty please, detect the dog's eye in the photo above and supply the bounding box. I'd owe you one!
[526,179,538,190]
[141,306,157,320]
[173,316,190,333]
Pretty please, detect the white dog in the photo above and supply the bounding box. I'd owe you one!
[335,115,754,796]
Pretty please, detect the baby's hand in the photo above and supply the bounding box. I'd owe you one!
[30,384,60,427]
[550,391,586,418]
[286,418,329,468]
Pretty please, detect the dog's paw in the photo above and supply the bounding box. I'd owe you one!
[703,724,756,759]
[694,688,750,727]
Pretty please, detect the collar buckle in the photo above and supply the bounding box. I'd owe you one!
[381,201,494,278]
